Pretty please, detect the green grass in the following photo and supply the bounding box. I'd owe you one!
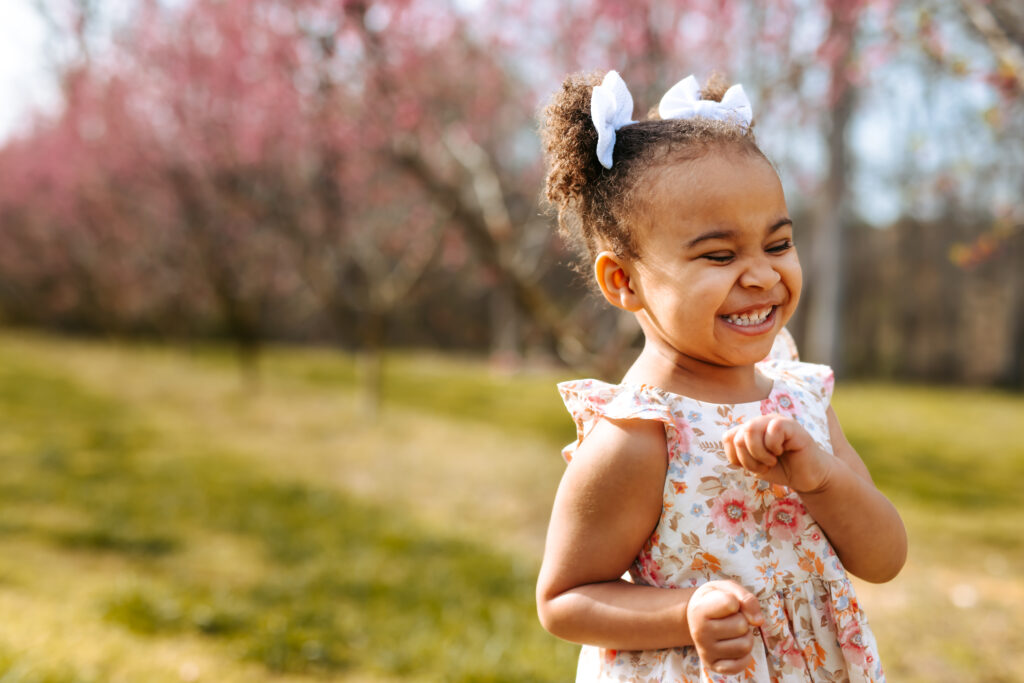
[834,384,1024,508]
[1,331,1023,681]
[260,345,1024,514]
[0,336,576,681]
[167,339,578,444]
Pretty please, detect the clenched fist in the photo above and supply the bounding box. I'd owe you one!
[722,414,835,493]
[687,580,764,675]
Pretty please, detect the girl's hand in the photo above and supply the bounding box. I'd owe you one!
[722,414,835,493]
[687,581,764,675]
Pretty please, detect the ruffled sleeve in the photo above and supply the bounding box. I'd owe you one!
[557,380,678,463]
[787,360,835,404]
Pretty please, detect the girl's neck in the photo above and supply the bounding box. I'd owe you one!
[622,339,772,404]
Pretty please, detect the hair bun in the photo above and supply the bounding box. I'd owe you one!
[540,71,606,211]
[538,69,764,274]
[698,71,730,102]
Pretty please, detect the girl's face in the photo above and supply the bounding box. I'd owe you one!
[629,151,801,368]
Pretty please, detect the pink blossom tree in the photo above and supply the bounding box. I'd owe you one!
[3,0,1020,386]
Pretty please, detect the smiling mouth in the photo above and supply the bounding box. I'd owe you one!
[722,306,775,327]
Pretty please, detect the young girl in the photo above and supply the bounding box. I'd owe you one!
[535,70,907,682]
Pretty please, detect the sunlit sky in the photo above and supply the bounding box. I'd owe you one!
[0,3,53,141]
[0,2,1006,226]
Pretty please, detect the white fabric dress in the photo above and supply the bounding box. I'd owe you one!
[558,331,885,682]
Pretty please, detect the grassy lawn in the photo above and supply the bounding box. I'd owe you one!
[1,331,1022,681]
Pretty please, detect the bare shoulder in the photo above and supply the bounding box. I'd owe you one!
[540,417,669,591]
[573,415,669,468]
[566,416,670,503]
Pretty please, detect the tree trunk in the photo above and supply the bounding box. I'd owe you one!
[236,336,261,393]
[1000,228,1024,388]
[359,308,387,417]
[389,146,592,365]
[490,279,520,368]
[803,8,858,368]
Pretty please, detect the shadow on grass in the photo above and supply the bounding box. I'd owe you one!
[0,644,93,683]
[6,336,1024,682]
[0,354,577,681]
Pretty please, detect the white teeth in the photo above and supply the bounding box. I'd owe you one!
[725,307,772,326]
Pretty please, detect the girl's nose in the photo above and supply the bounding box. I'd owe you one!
[738,256,782,289]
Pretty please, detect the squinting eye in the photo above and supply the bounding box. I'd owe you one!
[701,252,734,263]
[767,240,793,254]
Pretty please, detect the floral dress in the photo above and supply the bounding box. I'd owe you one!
[557,335,885,682]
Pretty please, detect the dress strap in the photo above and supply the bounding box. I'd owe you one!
[762,360,835,404]
[758,360,836,453]
[764,326,799,362]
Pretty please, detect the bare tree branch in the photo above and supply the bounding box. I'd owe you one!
[958,0,1024,84]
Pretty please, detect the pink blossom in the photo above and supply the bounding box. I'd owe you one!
[766,498,804,543]
[839,621,869,667]
[762,392,798,416]
[709,488,757,537]
[777,635,805,669]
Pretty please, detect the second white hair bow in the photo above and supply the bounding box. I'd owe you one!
[658,74,752,127]
[591,70,636,169]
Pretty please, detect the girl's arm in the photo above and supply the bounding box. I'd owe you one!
[723,407,907,583]
[536,416,763,655]
[536,416,696,650]
[799,407,907,583]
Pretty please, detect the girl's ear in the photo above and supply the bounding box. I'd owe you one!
[595,251,643,312]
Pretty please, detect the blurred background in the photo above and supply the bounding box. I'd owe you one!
[0,0,1021,681]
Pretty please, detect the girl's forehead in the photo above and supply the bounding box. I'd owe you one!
[636,154,788,241]
[651,151,778,192]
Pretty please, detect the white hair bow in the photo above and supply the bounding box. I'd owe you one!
[591,70,636,170]
[658,75,752,128]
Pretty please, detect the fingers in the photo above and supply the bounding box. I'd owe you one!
[726,416,827,493]
[763,416,788,457]
[706,628,756,660]
[710,654,755,675]
[699,581,764,625]
[724,428,761,471]
[737,590,765,626]
[739,426,778,469]
[724,418,779,475]
[703,611,755,642]
[692,581,747,619]
[688,583,761,639]
[722,428,741,469]
[688,581,762,675]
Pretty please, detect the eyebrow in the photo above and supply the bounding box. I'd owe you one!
[685,217,793,249]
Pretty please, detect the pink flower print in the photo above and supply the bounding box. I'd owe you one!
[761,392,798,417]
[777,634,805,669]
[839,621,869,667]
[823,372,835,397]
[668,418,694,456]
[710,488,758,537]
[766,498,804,543]
[635,534,664,584]
[635,552,663,584]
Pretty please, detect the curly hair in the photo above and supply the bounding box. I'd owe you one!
[540,71,767,271]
